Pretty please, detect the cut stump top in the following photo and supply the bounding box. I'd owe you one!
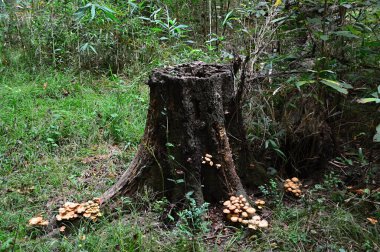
[149,61,232,85]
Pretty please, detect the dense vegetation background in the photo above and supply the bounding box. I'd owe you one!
[1,0,379,251]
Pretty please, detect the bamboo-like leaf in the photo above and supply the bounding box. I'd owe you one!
[222,10,234,27]
[357,98,380,104]
[320,79,352,94]
[333,31,360,39]
[91,4,96,20]
[295,80,315,89]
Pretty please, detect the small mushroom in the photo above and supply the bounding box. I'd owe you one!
[246,207,256,215]
[228,205,236,211]
[223,200,231,206]
[28,216,49,226]
[258,219,269,228]
[230,216,238,222]
[291,177,299,183]
[248,224,257,230]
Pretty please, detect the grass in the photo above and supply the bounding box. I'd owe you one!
[1,66,379,251]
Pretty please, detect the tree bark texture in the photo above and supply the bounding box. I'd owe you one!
[102,62,265,205]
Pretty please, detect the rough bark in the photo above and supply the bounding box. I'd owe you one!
[102,62,262,205]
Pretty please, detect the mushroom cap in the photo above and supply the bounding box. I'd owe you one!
[230,196,237,201]
[76,205,86,213]
[223,209,231,214]
[64,202,79,209]
[28,216,43,225]
[258,219,269,228]
[223,200,231,206]
[291,177,299,183]
[205,154,212,158]
[230,216,238,222]
[252,215,261,222]
[248,224,257,230]
[83,212,92,218]
[242,212,248,218]
[228,205,237,211]
[246,207,256,215]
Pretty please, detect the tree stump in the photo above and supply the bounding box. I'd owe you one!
[102,62,264,205]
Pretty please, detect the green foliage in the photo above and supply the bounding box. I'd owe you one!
[1,0,379,251]
[174,191,210,238]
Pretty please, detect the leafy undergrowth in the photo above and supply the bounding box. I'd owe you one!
[1,69,379,252]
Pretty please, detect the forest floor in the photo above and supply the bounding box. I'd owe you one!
[0,68,379,252]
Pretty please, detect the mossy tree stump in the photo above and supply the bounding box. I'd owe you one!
[102,62,265,205]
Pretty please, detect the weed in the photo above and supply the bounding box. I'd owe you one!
[173,192,210,239]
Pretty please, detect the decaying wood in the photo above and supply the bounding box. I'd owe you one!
[102,62,265,205]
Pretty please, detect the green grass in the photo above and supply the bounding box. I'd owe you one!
[1,67,379,252]
[0,67,148,250]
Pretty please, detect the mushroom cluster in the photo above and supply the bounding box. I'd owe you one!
[28,216,49,227]
[56,198,102,222]
[255,199,266,209]
[223,195,269,230]
[201,153,221,169]
[284,178,302,197]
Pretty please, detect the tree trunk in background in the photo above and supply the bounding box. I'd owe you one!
[102,62,266,205]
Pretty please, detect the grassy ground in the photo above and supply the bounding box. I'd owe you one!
[1,66,379,251]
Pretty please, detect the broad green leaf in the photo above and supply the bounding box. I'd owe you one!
[222,10,234,27]
[333,31,359,39]
[320,79,351,94]
[295,80,315,89]
[357,98,380,104]
[320,34,329,41]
